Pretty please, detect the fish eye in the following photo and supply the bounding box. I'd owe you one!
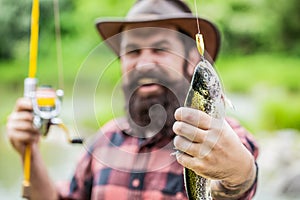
[203,72,208,79]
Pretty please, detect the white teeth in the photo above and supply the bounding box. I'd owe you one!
[138,78,158,85]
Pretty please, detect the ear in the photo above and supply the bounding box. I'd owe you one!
[186,47,201,77]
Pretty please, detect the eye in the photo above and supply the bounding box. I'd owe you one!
[153,47,169,53]
[126,49,140,55]
[203,72,209,79]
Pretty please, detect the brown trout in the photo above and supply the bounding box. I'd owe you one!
[183,57,225,200]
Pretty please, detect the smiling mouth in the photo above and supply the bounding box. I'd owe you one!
[138,78,159,86]
[135,78,164,96]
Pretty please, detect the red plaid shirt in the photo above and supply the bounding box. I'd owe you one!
[58,117,259,200]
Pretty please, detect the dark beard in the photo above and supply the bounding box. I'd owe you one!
[122,68,190,143]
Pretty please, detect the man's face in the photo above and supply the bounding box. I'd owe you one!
[119,25,192,139]
[120,26,187,98]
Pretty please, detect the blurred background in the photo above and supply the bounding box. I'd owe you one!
[0,0,299,199]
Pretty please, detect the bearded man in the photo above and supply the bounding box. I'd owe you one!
[6,0,259,199]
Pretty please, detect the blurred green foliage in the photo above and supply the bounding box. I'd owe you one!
[217,54,300,131]
[216,54,300,93]
[1,0,299,59]
[0,0,75,59]
[192,0,300,55]
[261,92,300,131]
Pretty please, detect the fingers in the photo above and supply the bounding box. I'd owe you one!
[7,115,35,132]
[6,98,39,154]
[173,107,211,157]
[6,120,40,155]
[7,112,39,141]
[173,121,207,143]
[14,98,33,112]
[174,107,211,130]
[174,135,204,158]
[175,151,195,170]
[173,106,224,145]
[174,146,206,177]
[8,129,39,145]
[8,111,34,123]
[173,107,212,145]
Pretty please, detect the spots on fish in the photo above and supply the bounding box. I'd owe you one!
[183,57,224,200]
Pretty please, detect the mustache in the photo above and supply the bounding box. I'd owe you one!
[125,68,176,92]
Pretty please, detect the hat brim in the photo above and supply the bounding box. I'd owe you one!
[95,16,221,61]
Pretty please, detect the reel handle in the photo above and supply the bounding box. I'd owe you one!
[51,118,83,144]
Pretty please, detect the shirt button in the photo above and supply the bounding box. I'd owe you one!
[132,178,140,187]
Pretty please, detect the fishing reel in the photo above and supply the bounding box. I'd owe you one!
[24,78,83,144]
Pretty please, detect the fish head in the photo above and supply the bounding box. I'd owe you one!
[191,61,222,100]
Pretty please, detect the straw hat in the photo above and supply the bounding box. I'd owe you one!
[95,0,220,60]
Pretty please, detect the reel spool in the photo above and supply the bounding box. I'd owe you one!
[25,79,83,144]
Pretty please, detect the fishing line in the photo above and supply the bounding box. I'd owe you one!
[53,0,64,90]
[193,0,201,34]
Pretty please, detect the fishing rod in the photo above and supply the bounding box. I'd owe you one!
[22,0,82,198]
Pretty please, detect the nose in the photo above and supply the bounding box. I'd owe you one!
[135,49,157,72]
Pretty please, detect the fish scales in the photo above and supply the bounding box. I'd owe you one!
[183,58,225,200]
